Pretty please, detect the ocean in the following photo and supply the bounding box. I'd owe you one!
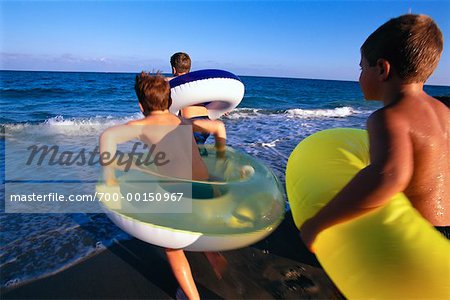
[1,70,449,288]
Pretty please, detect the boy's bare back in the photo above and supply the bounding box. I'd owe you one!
[127,113,210,181]
[101,73,226,184]
[373,93,450,225]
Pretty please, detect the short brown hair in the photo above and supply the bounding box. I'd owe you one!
[361,14,443,83]
[134,72,170,115]
[170,52,191,74]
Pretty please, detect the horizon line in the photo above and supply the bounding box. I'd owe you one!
[0,68,358,83]
[2,69,450,88]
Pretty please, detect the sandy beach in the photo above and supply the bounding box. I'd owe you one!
[1,212,343,299]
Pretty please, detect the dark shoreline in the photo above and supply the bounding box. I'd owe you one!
[1,212,344,299]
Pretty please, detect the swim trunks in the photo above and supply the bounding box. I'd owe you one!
[189,115,210,156]
[435,226,450,240]
[190,115,211,144]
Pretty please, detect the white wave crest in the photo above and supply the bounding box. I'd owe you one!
[224,108,263,119]
[43,114,143,126]
[223,106,366,120]
[3,114,144,136]
[285,106,358,118]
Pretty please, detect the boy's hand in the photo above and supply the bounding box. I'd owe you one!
[215,147,226,159]
[299,219,319,253]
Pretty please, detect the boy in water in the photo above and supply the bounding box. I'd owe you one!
[169,52,210,120]
[169,52,213,155]
[100,72,226,300]
[301,14,450,251]
[169,51,229,284]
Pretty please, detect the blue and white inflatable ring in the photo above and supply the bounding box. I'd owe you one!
[169,69,245,119]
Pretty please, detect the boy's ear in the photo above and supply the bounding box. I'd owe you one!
[138,102,144,113]
[376,58,391,81]
[172,67,177,76]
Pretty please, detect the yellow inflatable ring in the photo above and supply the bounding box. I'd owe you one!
[286,128,450,299]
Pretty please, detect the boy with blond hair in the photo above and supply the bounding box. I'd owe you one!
[301,14,450,250]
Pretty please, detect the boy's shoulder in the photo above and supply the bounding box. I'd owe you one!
[367,105,410,136]
[368,105,403,122]
[368,94,449,134]
[435,96,450,108]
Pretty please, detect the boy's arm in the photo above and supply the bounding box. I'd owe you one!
[99,123,141,185]
[191,119,227,155]
[300,109,413,252]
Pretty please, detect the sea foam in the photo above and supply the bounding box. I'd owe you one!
[285,106,358,118]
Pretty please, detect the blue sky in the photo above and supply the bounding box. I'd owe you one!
[1,0,449,85]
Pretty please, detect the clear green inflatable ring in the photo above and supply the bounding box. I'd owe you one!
[97,145,285,251]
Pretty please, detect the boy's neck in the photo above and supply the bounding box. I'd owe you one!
[147,109,170,116]
[382,81,425,106]
[173,71,188,77]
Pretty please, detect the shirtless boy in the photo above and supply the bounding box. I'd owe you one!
[300,14,450,251]
[100,73,226,300]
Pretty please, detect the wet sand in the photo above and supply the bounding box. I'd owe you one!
[1,212,344,299]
